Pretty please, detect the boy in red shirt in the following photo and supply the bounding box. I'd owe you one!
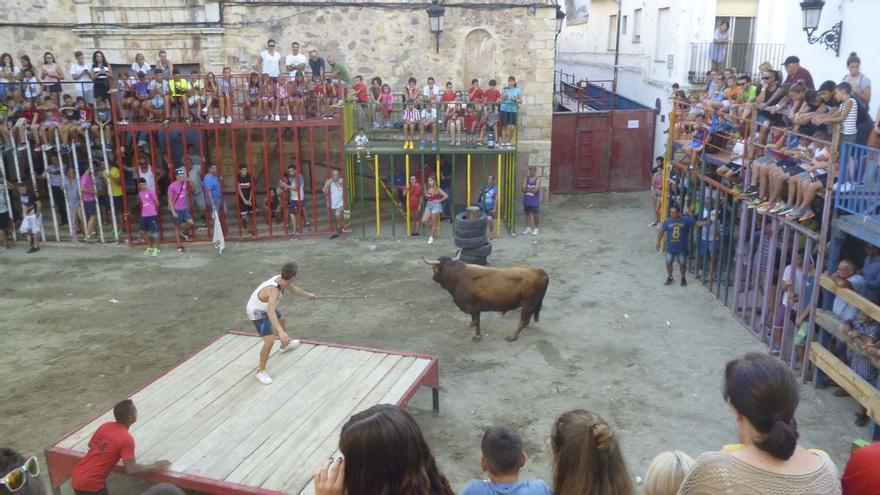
[468,78,485,115]
[484,79,501,112]
[71,399,170,495]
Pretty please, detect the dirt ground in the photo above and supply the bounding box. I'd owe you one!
[0,192,865,494]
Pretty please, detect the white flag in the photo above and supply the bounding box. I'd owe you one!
[212,209,225,254]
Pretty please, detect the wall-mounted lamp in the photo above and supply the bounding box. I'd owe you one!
[426,0,445,54]
[799,0,842,56]
[555,4,566,35]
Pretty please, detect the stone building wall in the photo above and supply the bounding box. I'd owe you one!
[4,0,555,175]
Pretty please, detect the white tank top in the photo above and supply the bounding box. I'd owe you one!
[138,166,156,191]
[330,180,343,209]
[246,275,283,320]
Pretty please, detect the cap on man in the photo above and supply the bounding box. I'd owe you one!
[782,55,815,90]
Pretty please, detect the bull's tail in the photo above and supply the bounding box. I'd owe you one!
[533,270,550,322]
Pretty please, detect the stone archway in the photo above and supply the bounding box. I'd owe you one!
[464,29,495,87]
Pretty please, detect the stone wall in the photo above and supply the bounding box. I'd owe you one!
[4,0,555,176]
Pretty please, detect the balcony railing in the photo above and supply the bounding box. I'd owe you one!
[834,142,880,225]
[688,42,785,85]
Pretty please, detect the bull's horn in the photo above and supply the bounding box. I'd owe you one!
[421,256,441,266]
[452,249,462,261]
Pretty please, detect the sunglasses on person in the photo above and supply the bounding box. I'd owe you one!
[0,456,39,493]
[761,76,771,80]
[268,44,276,48]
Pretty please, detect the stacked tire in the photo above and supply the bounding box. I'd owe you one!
[454,211,492,265]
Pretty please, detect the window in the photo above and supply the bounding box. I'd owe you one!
[655,7,670,61]
[608,15,618,50]
[633,8,642,42]
[622,15,628,35]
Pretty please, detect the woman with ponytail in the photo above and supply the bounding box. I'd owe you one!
[679,353,841,494]
[550,409,635,495]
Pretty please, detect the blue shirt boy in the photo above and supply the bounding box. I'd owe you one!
[460,479,551,495]
[662,215,696,254]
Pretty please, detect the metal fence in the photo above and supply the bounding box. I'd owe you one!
[687,42,786,85]
[834,142,880,223]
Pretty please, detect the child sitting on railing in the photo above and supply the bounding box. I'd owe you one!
[783,131,831,223]
[681,113,707,168]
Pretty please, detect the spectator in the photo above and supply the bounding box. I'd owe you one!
[643,450,694,495]
[149,70,169,123]
[499,76,522,149]
[405,174,422,236]
[313,404,455,495]
[402,100,419,150]
[863,243,880,303]
[782,55,815,90]
[42,153,67,226]
[323,168,346,239]
[71,399,170,494]
[284,42,307,73]
[478,174,498,240]
[468,78,484,115]
[423,76,439,104]
[422,175,447,245]
[326,56,349,84]
[308,50,325,79]
[369,76,383,127]
[485,79,501,111]
[168,168,195,253]
[649,157,663,226]
[770,251,806,355]
[550,409,634,495]
[0,180,9,250]
[351,75,368,120]
[446,92,462,146]
[709,21,731,73]
[136,177,160,256]
[105,160,123,225]
[131,53,151,77]
[155,50,173,79]
[460,425,550,495]
[843,52,871,110]
[63,166,81,243]
[378,82,393,128]
[678,353,841,494]
[40,52,63,104]
[79,165,98,242]
[522,166,541,235]
[842,442,880,494]
[832,259,866,323]
[260,39,281,80]
[236,163,254,232]
[91,51,112,103]
[167,69,192,124]
[657,205,695,286]
[203,163,224,221]
[0,53,21,102]
[279,164,310,234]
[0,447,44,495]
[836,310,879,425]
[218,67,235,123]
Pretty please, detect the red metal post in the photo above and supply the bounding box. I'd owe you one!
[262,127,273,237]
[308,126,320,232]
[276,127,287,236]
[213,127,226,236]
[147,132,164,240]
[294,126,305,234]
[114,127,133,244]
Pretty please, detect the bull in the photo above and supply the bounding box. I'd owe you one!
[422,251,550,342]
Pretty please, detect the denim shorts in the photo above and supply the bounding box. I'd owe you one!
[251,309,282,337]
[665,252,686,264]
[425,201,442,214]
[139,215,159,232]
[174,208,191,225]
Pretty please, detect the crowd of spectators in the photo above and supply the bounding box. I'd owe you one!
[3,352,876,495]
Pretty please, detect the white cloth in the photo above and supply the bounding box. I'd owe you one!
[285,53,307,72]
[354,134,369,148]
[131,62,151,75]
[137,166,156,192]
[329,180,344,209]
[781,265,804,306]
[212,208,225,253]
[421,108,437,122]
[260,50,281,77]
[246,275,282,320]
[69,62,90,83]
[423,84,439,101]
[0,65,20,83]
[20,213,42,234]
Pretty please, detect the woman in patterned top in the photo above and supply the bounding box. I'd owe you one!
[841,310,879,426]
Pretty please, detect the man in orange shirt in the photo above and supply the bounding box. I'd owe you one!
[71,400,170,495]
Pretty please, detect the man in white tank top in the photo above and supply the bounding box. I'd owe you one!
[245,262,317,384]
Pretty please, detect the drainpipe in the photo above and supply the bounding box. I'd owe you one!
[612,0,622,94]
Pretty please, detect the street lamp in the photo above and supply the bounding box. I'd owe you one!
[799,0,842,56]
[555,4,566,35]
[427,0,445,54]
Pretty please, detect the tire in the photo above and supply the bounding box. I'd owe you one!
[454,211,487,230]
[454,222,487,239]
[460,242,492,258]
[460,254,488,265]
[455,235,489,249]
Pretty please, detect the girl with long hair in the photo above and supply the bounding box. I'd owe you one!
[91,51,112,102]
[314,404,455,495]
[41,52,64,104]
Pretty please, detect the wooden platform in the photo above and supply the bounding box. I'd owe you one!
[45,332,440,495]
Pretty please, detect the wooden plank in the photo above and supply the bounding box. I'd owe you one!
[810,345,880,425]
[134,343,319,460]
[58,334,259,451]
[815,309,880,368]
[219,349,388,485]
[293,357,427,495]
[154,345,335,466]
[263,354,409,493]
[819,274,880,324]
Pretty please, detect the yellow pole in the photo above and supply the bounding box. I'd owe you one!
[374,154,380,237]
[496,153,502,236]
[467,154,472,206]
[405,154,411,236]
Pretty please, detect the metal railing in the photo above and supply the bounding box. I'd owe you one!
[834,142,880,223]
[688,42,786,85]
[553,70,614,113]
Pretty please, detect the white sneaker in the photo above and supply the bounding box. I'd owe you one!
[274,114,280,121]
[202,108,208,115]
[287,114,293,121]
[256,371,273,384]
[208,117,214,124]
[523,227,532,235]
[226,116,233,124]
[279,339,301,352]
[427,235,434,244]
[532,228,539,235]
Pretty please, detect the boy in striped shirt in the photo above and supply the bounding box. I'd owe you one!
[402,101,420,150]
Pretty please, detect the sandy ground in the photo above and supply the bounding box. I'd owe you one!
[0,192,866,494]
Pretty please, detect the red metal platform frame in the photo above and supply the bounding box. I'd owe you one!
[44,331,440,495]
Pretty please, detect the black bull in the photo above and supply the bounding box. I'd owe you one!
[423,255,550,341]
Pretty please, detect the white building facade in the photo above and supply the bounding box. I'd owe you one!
[557,0,790,157]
